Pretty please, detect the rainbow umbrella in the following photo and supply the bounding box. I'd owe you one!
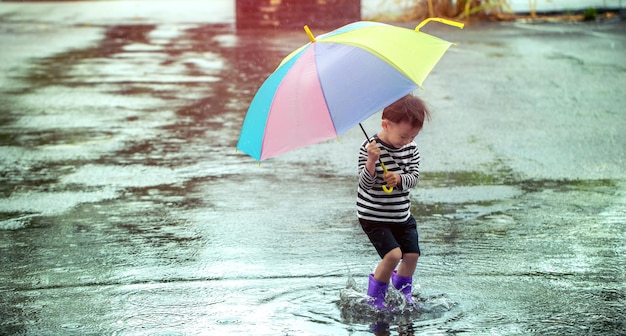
[237,18,463,162]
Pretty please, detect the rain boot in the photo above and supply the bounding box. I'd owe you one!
[366,274,389,309]
[391,270,414,303]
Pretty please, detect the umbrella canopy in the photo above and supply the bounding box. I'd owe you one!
[237,18,463,161]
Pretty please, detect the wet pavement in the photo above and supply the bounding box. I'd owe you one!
[1,2,625,335]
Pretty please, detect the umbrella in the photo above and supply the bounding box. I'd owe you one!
[236,18,463,162]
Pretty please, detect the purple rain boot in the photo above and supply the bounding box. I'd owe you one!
[366,274,389,309]
[391,270,414,303]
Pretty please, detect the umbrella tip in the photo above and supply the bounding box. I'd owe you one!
[415,18,465,32]
[304,25,316,43]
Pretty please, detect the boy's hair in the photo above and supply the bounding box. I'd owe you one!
[382,94,430,130]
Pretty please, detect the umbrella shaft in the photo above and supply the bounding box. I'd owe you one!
[358,123,370,140]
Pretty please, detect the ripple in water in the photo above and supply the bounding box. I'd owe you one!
[338,275,459,332]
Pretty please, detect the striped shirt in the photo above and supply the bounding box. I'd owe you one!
[357,135,421,223]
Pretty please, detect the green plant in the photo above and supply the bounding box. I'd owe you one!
[583,7,598,21]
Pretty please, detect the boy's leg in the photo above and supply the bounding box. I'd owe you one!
[360,219,402,282]
[393,253,419,303]
[394,215,420,277]
[391,216,420,303]
[374,247,402,282]
[367,247,401,310]
[397,253,419,277]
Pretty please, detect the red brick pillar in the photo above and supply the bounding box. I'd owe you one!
[236,0,361,29]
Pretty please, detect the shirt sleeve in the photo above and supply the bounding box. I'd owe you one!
[400,146,421,190]
[358,140,376,190]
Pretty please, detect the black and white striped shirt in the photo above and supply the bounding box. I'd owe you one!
[357,135,421,223]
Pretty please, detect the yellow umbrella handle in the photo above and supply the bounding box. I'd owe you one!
[415,18,465,32]
[380,161,393,194]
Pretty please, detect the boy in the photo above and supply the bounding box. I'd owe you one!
[357,94,430,309]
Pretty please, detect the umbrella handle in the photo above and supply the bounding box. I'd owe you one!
[359,124,394,194]
[380,162,394,194]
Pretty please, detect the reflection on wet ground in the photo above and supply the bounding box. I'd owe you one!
[1,5,625,335]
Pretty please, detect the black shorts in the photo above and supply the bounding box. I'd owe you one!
[359,215,420,259]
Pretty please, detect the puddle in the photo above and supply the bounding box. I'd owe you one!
[1,8,625,336]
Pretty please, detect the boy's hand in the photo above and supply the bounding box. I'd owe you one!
[365,141,380,176]
[366,140,380,162]
[383,172,401,188]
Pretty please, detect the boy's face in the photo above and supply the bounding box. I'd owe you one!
[382,119,421,148]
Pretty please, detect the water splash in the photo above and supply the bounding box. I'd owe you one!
[0,214,37,230]
[337,275,458,331]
